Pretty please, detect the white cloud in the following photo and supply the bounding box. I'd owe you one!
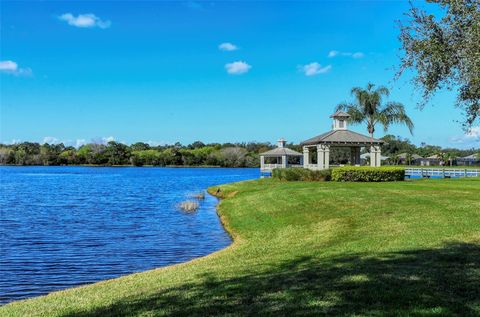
[352,52,365,59]
[451,126,480,145]
[0,60,32,76]
[5,139,22,145]
[328,50,365,59]
[90,136,115,145]
[225,61,251,75]
[0,60,17,72]
[59,13,111,29]
[75,139,87,148]
[299,62,332,76]
[328,50,339,58]
[219,42,238,51]
[43,136,60,144]
[468,126,480,139]
[40,137,88,147]
[147,140,166,147]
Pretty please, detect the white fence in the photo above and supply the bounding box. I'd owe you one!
[261,164,281,170]
[260,164,304,171]
[303,164,323,170]
[405,168,480,178]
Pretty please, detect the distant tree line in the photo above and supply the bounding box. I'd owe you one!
[0,137,477,167]
[0,141,271,167]
[380,135,479,165]
[380,134,477,158]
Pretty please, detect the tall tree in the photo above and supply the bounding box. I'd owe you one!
[398,0,480,127]
[336,83,414,138]
[105,141,131,165]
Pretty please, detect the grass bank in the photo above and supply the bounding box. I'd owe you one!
[2,178,480,316]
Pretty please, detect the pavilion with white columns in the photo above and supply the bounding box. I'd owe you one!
[260,138,303,172]
[300,111,385,170]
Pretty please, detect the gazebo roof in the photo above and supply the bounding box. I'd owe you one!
[301,129,384,146]
[260,147,302,157]
[330,110,351,118]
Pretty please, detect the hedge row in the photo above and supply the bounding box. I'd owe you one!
[272,168,332,181]
[331,166,405,182]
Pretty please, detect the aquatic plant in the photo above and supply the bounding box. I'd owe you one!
[178,201,199,212]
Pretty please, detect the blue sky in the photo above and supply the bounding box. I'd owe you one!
[1,1,478,148]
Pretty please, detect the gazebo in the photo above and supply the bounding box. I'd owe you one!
[260,139,303,172]
[300,111,385,170]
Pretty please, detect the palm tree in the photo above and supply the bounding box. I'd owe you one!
[405,152,413,166]
[336,83,414,139]
[389,153,400,165]
[439,152,454,167]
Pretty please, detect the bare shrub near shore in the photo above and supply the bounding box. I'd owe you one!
[179,201,199,212]
[191,192,205,200]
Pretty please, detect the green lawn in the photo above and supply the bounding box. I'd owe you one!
[2,178,480,316]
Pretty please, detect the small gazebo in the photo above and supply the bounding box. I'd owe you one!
[260,139,303,171]
[300,111,385,169]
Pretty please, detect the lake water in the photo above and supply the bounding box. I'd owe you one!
[0,166,259,304]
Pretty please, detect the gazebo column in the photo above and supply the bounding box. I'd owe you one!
[260,155,265,170]
[281,155,287,168]
[323,145,330,169]
[370,146,376,167]
[303,146,309,168]
[317,145,324,169]
[317,144,330,170]
[324,145,330,169]
[370,145,381,167]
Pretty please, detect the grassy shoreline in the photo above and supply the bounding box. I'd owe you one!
[2,178,480,316]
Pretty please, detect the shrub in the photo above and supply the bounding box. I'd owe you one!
[190,192,205,200]
[272,168,332,181]
[331,166,405,182]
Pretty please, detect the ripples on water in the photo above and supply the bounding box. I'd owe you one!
[0,167,259,304]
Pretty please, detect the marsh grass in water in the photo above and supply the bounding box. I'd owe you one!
[178,200,199,212]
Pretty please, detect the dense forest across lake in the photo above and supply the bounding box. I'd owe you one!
[0,135,478,167]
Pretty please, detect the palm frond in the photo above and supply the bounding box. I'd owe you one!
[380,102,414,134]
[336,103,365,123]
[375,85,390,98]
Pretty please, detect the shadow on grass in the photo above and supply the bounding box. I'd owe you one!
[64,242,480,316]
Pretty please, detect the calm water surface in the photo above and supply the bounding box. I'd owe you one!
[0,167,259,304]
